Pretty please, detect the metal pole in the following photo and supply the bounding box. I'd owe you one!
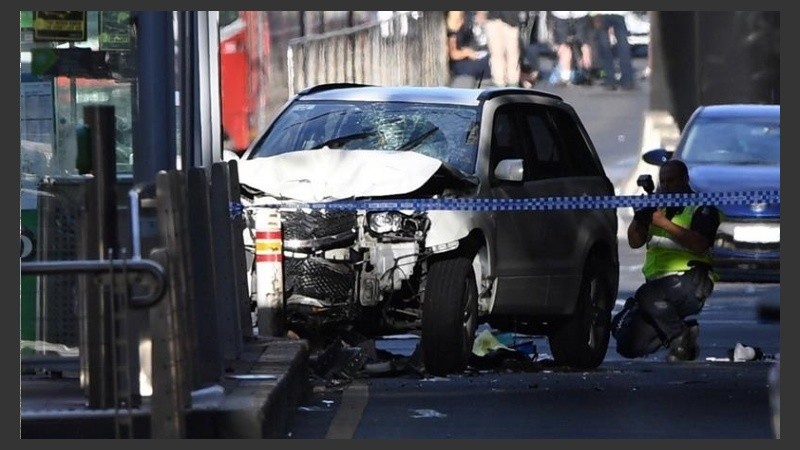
[179,11,197,170]
[83,104,118,409]
[84,105,119,258]
[134,11,176,184]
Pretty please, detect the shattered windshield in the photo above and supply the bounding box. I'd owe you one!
[249,100,480,174]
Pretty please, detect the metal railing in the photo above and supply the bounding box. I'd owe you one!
[20,258,166,309]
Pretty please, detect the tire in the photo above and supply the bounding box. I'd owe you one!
[548,255,613,369]
[421,251,479,376]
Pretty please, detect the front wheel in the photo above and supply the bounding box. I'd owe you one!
[421,251,479,376]
[549,255,614,369]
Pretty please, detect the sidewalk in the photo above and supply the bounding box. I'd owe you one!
[21,337,310,438]
[621,109,681,196]
[617,109,681,237]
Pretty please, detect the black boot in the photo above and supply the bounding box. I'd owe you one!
[667,320,700,362]
[611,297,636,339]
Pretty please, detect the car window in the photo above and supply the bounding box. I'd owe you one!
[249,100,480,174]
[681,117,780,165]
[490,106,526,177]
[548,107,600,177]
[519,105,567,180]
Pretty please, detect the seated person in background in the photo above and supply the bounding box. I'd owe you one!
[446,11,491,87]
[549,11,593,86]
[519,11,545,88]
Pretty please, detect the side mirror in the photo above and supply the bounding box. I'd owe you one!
[494,159,524,182]
[222,149,240,162]
[642,148,673,166]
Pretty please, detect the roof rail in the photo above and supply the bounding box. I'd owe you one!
[297,83,373,96]
[477,87,563,102]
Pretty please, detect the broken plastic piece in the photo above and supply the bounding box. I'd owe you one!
[727,342,765,362]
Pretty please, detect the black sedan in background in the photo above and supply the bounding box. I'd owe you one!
[643,104,780,283]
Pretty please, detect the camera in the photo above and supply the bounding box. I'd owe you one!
[633,174,656,225]
[636,174,655,195]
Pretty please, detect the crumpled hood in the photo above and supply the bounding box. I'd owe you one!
[237,149,446,202]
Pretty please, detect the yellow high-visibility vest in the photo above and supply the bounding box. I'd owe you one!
[642,205,719,281]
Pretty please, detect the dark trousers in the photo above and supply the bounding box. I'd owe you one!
[594,13,634,87]
[613,267,713,358]
[450,56,491,80]
[522,42,547,73]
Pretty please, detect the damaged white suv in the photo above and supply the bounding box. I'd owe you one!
[235,84,619,376]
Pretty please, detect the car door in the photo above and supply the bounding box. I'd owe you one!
[522,104,593,310]
[536,105,617,311]
[490,101,614,316]
[488,103,555,315]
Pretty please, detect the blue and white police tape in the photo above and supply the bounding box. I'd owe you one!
[233,190,779,214]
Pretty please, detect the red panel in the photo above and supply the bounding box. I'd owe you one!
[220,21,250,152]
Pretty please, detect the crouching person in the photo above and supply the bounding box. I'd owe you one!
[613,160,721,361]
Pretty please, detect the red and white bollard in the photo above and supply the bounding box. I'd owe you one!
[254,209,285,337]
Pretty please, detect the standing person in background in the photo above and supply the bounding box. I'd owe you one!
[484,11,524,87]
[470,11,490,53]
[592,11,636,90]
[445,11,492,87]
[549,11,593,86]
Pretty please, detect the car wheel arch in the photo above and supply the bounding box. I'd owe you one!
[548,248,616,369]
[564,241,619,316]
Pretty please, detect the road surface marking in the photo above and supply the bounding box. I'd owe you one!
[325,380,369,439]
